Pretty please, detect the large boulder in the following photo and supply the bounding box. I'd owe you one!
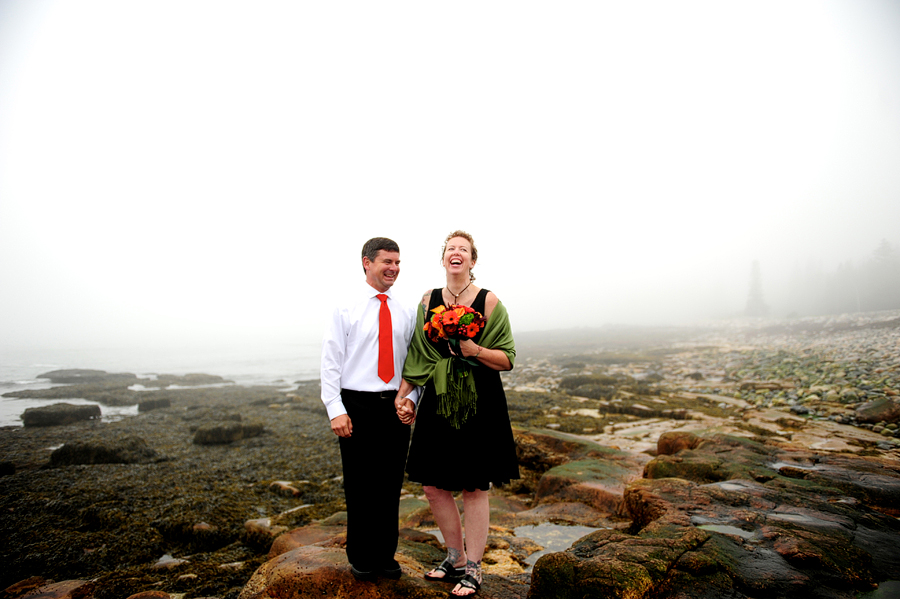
[268,525,347,559]
[526,430,646,516]
[239,545,448,599]
[46,436,158,466]
[22,403,101,427]
[855,397,900,424]
[514,428,649,508]
[533,458,641,514]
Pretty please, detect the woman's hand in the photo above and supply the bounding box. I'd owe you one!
[451,338,512,371]
[456,339,482,359]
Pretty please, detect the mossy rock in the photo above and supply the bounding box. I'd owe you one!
[22,403,102,427]
[193,422,264,445]
[46,436,158,466]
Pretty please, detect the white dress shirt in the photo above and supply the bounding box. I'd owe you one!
[320,282,421,420]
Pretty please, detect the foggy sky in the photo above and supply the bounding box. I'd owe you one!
[1,1,899,350]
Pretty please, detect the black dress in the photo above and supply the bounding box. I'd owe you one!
[406,288,520,492]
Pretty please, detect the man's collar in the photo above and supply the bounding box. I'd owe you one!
[364,282,392,298]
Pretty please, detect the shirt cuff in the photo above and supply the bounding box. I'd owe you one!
[406,386,422,406]
[324,399,347,421]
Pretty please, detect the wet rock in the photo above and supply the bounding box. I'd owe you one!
[533,458,641,514]
[46,436,158,466]
[1,576,48,599]
[268,525,346,558]
[508,502,608,527]
[125,591,172,599]
[520,429,646,515]
[656,431,701,455]
[22,403,101,427]
[240,546,438,599]
[193,422,265,445]
[7,579,93,599]
[269,481,301,497]
[244,518,289,548]
[530,434,900,598]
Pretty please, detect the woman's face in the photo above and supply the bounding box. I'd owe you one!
[442,236,474,276]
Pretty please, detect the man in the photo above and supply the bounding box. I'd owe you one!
[320,237,420,581]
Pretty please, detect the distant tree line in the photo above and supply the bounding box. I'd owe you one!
[779,239,900,317]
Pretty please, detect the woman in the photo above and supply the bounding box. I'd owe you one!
[395,230,519,597]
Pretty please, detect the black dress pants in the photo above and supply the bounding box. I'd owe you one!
[338,389,410,571]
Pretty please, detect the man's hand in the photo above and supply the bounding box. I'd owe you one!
[331,414,352,437]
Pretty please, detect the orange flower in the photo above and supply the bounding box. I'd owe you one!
[424,303,485,345]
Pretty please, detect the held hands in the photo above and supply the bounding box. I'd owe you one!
[395,394,416,425]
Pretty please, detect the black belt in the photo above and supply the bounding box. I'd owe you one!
[343,389,398,400]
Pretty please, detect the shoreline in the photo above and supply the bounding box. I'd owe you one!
[1,312,899,598]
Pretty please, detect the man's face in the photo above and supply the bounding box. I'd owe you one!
[364,250,400,292]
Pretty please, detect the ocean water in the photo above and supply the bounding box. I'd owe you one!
[0,341,322,428]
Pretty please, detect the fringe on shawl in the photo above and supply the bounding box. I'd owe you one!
[434,355,478,429]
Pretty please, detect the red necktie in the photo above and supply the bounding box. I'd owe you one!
[376,294,394,383]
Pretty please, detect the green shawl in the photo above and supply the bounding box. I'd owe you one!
[403,300,516,428]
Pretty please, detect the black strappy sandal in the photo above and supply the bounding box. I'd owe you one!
[424,558,466,581]
[450,573,481,596]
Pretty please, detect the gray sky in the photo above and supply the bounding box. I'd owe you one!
[1,1,899,350]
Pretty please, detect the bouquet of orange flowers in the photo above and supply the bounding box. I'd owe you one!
[424,304,486,344]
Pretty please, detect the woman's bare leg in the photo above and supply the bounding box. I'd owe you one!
[452,489,489,596]
[424,485,466,578]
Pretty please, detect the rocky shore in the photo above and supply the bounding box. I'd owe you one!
[2,311,899,599]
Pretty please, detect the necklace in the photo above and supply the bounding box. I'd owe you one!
[446,281,471,305]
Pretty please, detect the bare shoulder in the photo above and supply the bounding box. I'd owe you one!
[484,291,500,319]
[421,289,432,307]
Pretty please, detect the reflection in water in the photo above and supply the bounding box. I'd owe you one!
[695,524,755,540]
[859,580,900,599]
[426,523,603,572]
[514,523,602,569]
[2,397,138,427]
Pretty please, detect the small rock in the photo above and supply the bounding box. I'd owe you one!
[269,481,300,497]
[151,554,188,570]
